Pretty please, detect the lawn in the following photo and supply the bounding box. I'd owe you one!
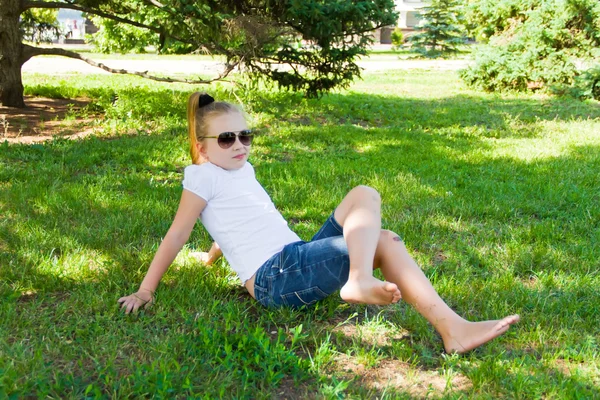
[1,67,599,398]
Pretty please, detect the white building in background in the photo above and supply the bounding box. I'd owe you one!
[376,0,429,43]
[57,9,86,40]
[395,0,428,29]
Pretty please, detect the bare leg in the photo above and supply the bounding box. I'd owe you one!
[374,230,520,353]
[334,186,401,305]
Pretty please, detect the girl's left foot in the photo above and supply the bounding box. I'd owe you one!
[340,276,401,305]
[443,315,520,354]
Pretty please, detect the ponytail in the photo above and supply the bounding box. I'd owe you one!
[186,92,241,165]
[187,92,203,165]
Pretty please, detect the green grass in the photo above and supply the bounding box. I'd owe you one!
[1,68,599,398]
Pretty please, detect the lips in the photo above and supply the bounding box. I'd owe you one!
[233,154,246,160]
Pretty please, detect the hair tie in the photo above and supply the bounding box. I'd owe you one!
[198,93,215,108]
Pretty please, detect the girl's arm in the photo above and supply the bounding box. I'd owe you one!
[118,190,207,314]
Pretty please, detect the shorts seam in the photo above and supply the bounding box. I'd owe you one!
[266,253,348,279]
[330,214,343,234]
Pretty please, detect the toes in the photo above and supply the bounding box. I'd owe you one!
[499,315,520,328]
[383,281,399,292]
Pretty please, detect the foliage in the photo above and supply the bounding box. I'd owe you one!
[19,9,60,44]
[405,0,466,58]
[87,17,159,54]
[575,65,600,100]
[2,69,599,398]
[461,0,600,92]
[2,0,398,108]
[552,65,600,100]
[462,0,541,42]
[391,27,404,50]
[81,0,398,96]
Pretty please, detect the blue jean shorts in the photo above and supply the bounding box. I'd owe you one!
[253,212,349,308]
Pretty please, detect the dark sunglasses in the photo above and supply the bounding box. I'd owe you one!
[201,129,254,149]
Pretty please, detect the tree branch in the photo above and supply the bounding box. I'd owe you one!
[21,45,238,85]
[143,0,165,8]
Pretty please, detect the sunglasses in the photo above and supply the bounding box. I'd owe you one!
[201,129,254,149]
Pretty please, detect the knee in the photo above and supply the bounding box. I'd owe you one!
[350,185,380,204]
[379,229,395,242]
[375,229,402,267]
[379,229,403,245]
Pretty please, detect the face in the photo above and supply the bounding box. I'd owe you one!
[198,111,251,170]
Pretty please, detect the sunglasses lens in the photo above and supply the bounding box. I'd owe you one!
[215,130,254,148]
[239,130,253,146]
[217,132,236,149]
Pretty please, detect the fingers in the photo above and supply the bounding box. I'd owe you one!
[199,252,210,264]
[190,251,211,265]
[118,294,150,314]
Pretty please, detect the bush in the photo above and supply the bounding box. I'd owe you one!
[553,66,600,100]
[460,42,578,92]
[462,0,600,93]
[391,28,404,49]
[580,66,600,100]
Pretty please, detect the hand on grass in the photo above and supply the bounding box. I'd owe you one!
[118,289,154,314]
[190,251,213,266]
[191,242,221,266]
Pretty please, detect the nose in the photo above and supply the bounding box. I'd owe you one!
[232,136,242,149]
[232,134,247,149]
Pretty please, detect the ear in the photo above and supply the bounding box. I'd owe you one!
[197,142,209,160]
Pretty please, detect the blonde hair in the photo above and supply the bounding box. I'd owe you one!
[187,92,241,165]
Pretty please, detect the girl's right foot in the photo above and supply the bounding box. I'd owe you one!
[340,276,401,305]
[442,315,521,354]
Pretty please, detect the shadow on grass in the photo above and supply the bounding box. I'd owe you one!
[1,87,599,397]
[252,90,600,137]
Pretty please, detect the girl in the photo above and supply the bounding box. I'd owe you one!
[118,92,519,354]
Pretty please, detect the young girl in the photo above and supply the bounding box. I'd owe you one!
[118,92,520,354]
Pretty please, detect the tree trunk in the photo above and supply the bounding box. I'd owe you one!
[0,0,25,108]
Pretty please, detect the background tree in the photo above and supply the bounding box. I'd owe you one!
[461,0,600,96]
[406,0,466,58]
[0,0,398,108]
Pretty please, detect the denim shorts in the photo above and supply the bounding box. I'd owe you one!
[253,212,349,308]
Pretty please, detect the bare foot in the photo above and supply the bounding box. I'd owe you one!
[340,276,401,305]
[443,315,520,354]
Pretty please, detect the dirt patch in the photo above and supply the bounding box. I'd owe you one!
[335,354,472,396]
[274,376,316,399]
[333,321,411,348]
[0,96,99,144]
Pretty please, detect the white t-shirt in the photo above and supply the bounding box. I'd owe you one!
[182,162,301,283]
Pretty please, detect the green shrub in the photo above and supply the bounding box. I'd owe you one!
[391,27,404,49]
[460,41,578,92]
[580,66,600,100]
[553,65,600,100]
[462,0,600,93]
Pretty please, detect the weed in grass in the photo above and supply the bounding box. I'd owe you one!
[0,115,9,137]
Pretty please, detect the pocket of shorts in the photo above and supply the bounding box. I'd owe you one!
[281,286,328,307]
[253,284,271,308]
